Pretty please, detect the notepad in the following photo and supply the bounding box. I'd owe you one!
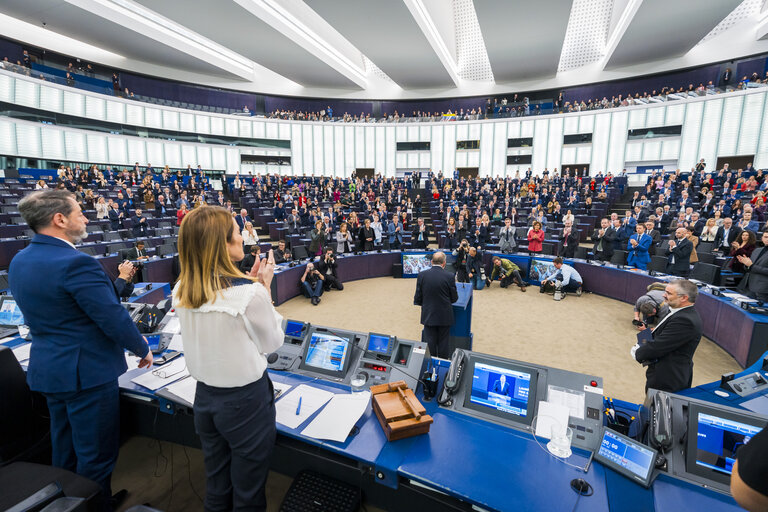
[275,384,334,430]
[302,391,371,442]
[131,357,189,391]
[163,376,198,405]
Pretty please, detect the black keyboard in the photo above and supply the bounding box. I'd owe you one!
[279,470,360,512]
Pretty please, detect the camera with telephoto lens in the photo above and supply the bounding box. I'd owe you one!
[132,261,144,271]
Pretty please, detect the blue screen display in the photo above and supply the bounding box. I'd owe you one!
[469,362,531,417]
[598,430,656,479]
[285,320,304,338]
[305,333,349,373]
[0,299,24,326]
[367,334,390,354]
[695,413,761,475]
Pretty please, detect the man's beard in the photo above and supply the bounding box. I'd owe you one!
[67,226,87,244]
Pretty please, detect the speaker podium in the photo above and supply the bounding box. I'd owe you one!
[449,282,473,353]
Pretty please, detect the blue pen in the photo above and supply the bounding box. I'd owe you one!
[296,396,302,415]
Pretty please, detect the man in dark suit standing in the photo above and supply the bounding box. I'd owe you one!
[738,231,768,301]
[713,217,741,252]
[665,227,693,277]
[632,279,702,392]
[9,190,152,506]
[492,374,510,396]
[235,208,252,232]
[131,208,149,237]
[592,218,616,261]
[412,217,430,249]
[413,252,458,359]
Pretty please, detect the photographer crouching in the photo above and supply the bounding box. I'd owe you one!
[300,262,324,306]
[540,257,582,297]
[317,247,343,292]
[486,256,527,291]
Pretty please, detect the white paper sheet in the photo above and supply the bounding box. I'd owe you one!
[547,385,586,420]
[125,352,141,371]
[535,401,571,440]
[302,391,370,442]
[163,376,198,405]
[0,336,17,344]
[131,357,189,390]
[167,334,184,351]
[12,343,31,362]
[275,384,334,430]
[162,316,181,334]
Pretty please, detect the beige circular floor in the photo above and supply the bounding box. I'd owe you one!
[275,276,742,404]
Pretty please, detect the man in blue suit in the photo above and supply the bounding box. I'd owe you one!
[9,190,152,506]
[492,374,511,396]
[627,224,653,270]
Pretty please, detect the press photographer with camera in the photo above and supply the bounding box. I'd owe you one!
[452,239,471,283]
[301,262,325,305]
[466,246,485,290]
[486,256,527,291]
[316,247,343,292]
[633,283,669,329]
[540,257,582,296]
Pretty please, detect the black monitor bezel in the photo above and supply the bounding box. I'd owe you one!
[594,427,658,488]
[298,327,354,378]
[685,402,768,486]
[461,354,539,427]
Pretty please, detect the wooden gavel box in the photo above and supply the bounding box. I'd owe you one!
[371,380,433,441]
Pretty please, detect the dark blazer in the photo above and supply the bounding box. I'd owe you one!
[592,226,616,260]
[411,224,430,249]
[9,235,148,393]
[239,253,258,273]
[492,380,510,395]
[559,229,580,258]
[131,215,148,237]
[739,246,768,299]
[665,237,693,276]
[413,266,458,327]
[154,202,168,218]
[713,225,742,250]
[108,208,123,231]
[315,256,338,278]
[125,246,147,260]
[635,306,702,392]
[235,214,252,232]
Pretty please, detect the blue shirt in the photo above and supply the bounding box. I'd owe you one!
[545,264,582,286]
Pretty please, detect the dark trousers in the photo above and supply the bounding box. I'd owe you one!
[422,325,451,359]
[44,381,120,503]
[302,280,324,298]
[323,274,344,291]
[194,374,276,512]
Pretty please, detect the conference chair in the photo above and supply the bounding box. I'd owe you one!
[574,246,589,260]
[648,255,668,273]
[610,250,627,266]
[697,252,715,265]
[103,231,121,241]
[697,242,714,254]
[690,262,721,285]
[292,246,310,260]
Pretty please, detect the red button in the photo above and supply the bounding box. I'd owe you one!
[590,380,597,387]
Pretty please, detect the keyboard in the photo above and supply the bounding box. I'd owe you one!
[279,470,360,512]
[0,326,19,339]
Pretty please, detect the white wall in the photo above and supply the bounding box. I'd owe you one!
[2,69,768,175]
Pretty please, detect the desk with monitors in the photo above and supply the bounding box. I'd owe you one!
[267,320,429,391]
[437,350,605,451]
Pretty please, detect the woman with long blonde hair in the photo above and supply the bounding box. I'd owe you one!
[173,206,283,511]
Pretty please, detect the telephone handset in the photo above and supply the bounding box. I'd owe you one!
[437,349,466,406]
[648,391,673,453]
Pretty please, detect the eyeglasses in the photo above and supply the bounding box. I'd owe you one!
[152,364,187,379]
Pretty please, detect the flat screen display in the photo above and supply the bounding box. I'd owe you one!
[284,320,304,338]
[595,429,657,487]
[528,258,556,284]
[402,253,433,277]
[303,332,350,375]
[462,359,537,424]
[686,403,767,485]
[367,334,391,354]
[0,298,24,326]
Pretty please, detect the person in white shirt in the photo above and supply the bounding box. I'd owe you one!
[173,206,283,512]
[242,221,259,251]
[540,257,583,295]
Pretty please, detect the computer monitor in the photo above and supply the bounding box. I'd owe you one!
[462,356,538,426]
[284,319,305,338]
[298,328,353,378]
[366,333,395,357]
[402,252,433,277]
[0,296,25,326]
[595,428,658,488]
[685,403,767,485]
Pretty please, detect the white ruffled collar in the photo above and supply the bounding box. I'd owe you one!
[172,281,261,316]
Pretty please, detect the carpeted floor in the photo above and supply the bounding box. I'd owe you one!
[275,276,742,405]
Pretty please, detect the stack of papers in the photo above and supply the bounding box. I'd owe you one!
[131,357,189,391]
[302,391,370,442]
[163,376,198,405]
[275,384,334,429]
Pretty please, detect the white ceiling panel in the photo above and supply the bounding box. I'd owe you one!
[306,0,454,88]
[606,0,742,68]
[474,0,574,81]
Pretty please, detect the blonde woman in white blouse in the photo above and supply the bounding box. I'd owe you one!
[700,218,718,242]
[562,210,576,225]
[242,221,259,249]
[95,196,109,219]
[173,206,282,511]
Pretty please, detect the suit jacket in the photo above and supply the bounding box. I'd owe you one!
[235,214,252,232]
[412,224,430,248]
[239,253,258,273]
[274,248,291,264]
[154,202,168,218]
[413,266,458,327]
[9,235,148,393]
[592,227,616,260]
[559,229,580,258]
[739,246,768,298]
[665,237,693,276]
[492,380,510,395]
[131,215,148,237]
[713,225,742,250]
[108,208,122,231]
[125,247,147,260]
[627,233,652,267]
[316,256,339,278]
[635,306,702,392]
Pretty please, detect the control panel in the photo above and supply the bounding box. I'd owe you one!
[721,371,768,397]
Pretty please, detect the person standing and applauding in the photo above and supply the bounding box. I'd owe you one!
[173,206,284,512]
[9,190,152,509]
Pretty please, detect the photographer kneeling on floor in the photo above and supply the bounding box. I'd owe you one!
[486,256,527,291]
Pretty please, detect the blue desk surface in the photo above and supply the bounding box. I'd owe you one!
[679,349,768,409]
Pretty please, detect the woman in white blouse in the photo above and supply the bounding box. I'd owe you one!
[173,206,283,511]
[562,209,576,225]
[95,196,109,219]
[700,218,718,242]
[242,221,259,251]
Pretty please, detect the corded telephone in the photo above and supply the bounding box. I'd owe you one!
[437,349,466,406]
[648,391,673,453]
